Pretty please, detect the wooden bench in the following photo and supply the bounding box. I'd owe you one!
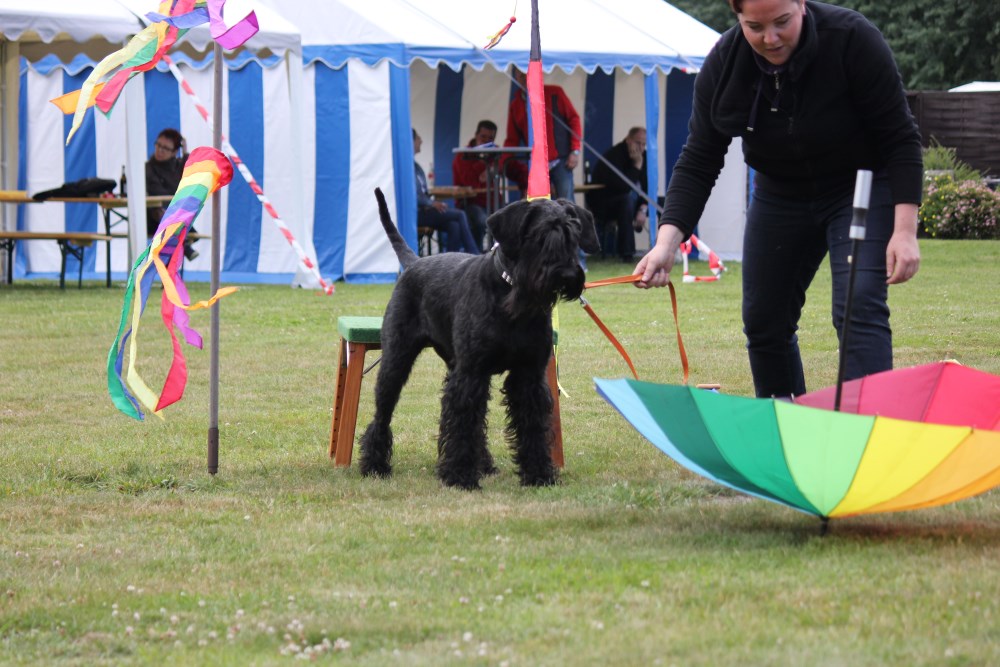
[1,192,206,287]
[329,316,564,470]
[0,231,113,289]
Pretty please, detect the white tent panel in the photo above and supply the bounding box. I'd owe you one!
[258,62,300,273]
[343,60,400,277]
[294,63,319,287]
[21,69,66,270]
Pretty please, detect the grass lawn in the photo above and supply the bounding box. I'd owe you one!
[1,240,999,666]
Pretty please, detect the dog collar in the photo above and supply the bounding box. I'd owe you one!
[491,243,513,286]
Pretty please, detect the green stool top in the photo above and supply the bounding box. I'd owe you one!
[337,315,559,345]
[337,316,383,344]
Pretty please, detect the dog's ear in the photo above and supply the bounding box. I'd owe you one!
[487,199,531,256]
[557,200,601,254]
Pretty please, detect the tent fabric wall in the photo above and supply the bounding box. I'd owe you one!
[12,55,314,283]
[2,0,307,284]
[8,0,748,286]
[281,0,747,272]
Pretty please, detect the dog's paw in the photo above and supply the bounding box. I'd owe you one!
[518,469,558,487]
[359,460,393,479]
[438,470,483,491]
[479,453,499,476]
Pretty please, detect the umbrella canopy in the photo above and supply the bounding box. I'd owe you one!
[595,362,1000,520]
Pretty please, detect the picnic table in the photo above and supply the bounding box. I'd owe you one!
[0,191,205,288]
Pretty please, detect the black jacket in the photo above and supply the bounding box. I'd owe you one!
[661,1,923,237]
[591,140,647,200]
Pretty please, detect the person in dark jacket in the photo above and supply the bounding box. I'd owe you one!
[586,127,648,261]
[414,130,480,254]
[636,0,922,398]
[146,128,199,260]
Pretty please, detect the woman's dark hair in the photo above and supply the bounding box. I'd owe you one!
[728,0,802,14]
[157,128,183,151]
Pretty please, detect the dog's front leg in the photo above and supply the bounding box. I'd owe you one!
[437,367,491,490]
[502,368,558,486]
[359,338,423,478]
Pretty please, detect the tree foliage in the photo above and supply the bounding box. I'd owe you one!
[666,0,1000,90]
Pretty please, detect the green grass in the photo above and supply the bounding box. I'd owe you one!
[1,240,999,665]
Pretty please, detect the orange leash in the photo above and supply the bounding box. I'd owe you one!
[582,275,690,385]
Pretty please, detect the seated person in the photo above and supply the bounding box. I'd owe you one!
[146,128,199,260]
[451,119,498,251]
[586,127,649,262]
[414,130,480,254]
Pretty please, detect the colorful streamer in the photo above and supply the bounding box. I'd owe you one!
[484,1,517,51]
[51,0,258,144]
[107,147,237,420]
[163,55,335,295]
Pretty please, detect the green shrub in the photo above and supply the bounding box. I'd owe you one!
[920,179,1000,239]
[922,140,983,183]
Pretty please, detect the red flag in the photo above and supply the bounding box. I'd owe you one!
[526,0,550,200]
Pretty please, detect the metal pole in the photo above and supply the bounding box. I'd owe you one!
[208,43,223,474]
[833,169,873,412]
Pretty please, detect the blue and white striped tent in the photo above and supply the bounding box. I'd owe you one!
[3,0,747,287]
[274,0,747,284]
[2,0,310,285]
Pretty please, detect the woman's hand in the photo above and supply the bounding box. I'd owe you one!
[634,224,685,288]
[886,203,920,285]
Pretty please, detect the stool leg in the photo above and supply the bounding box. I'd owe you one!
[546,354,564,468]
[331,340,370,467]
[329,337,349,460]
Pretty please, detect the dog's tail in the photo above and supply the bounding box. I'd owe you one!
[374,187,419,270]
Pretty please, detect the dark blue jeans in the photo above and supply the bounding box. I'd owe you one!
[418,206,480,254]
[742,176,893,398]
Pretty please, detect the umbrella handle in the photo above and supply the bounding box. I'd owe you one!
[834,170,873,411]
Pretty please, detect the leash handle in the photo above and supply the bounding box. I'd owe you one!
[583,274,690,385]
[584,274,643,289]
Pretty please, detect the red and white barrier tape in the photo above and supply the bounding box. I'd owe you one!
[679,233,725,283]
[163,55,334,295]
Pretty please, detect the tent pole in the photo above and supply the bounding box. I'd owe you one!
[208,43,223,475]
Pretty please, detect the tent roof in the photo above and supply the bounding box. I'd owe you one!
[949,81,1000,93]
[272,0,720,74]
[0,0,138,44]
[0,0,301,59]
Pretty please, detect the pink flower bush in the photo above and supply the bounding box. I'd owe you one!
[921,178,1000,240]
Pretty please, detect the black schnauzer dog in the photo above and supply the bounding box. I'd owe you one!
[359,188,599,490]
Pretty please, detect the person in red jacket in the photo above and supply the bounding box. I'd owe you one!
[451,120,498,251]
[503,68,582,202]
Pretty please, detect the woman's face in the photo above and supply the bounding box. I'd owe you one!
[153,136,177,162]
[737,0,806,66]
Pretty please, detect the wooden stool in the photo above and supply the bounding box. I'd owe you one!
[329,316,564,468]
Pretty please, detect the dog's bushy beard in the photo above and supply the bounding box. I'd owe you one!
[503,225,586,319]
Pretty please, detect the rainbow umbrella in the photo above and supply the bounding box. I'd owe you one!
[595,361,1000,520]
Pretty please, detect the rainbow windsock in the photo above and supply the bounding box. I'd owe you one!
[108,147,237,421]
[51,0,258,144]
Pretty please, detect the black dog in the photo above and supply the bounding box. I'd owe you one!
[359,188,600,489]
